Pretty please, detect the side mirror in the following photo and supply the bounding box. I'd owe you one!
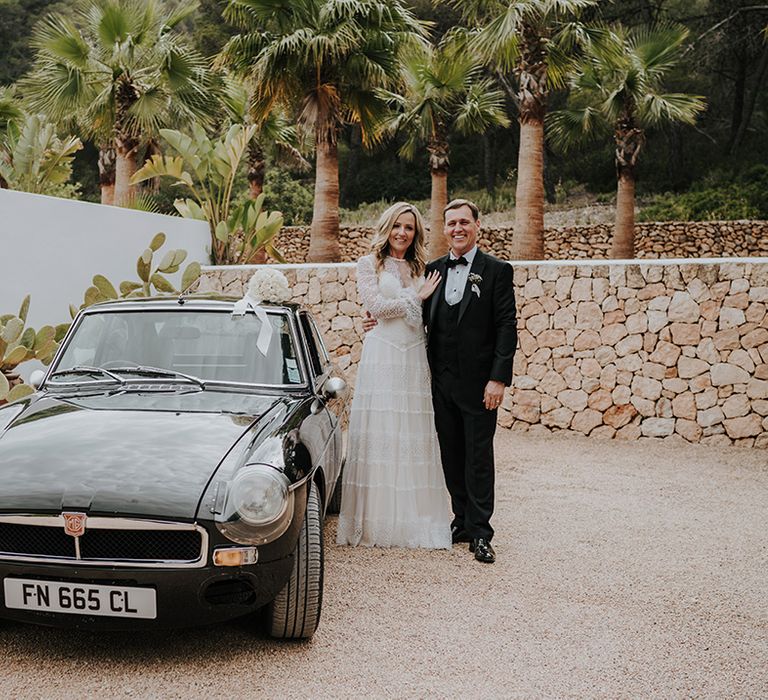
[29,370,45,389]
[323,376,347,400]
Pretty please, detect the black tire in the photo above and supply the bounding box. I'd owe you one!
[266,481,324,639]
[327,468,343,514]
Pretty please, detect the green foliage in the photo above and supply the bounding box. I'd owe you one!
[468,186,516,216]
[0,0,69,84]
[639,168,768,222]
[131,124,285,264]
[263,168,314,226]
[22,0,219,143]
[73,233,202,313]
[0,113,82,194]
[0,295,64,404]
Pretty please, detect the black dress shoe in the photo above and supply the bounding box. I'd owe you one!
[451,525,470,543]
[469,538,495,563]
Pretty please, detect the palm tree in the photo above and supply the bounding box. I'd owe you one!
[449,0,599,259]
[21,0,218,206]
[219,0,427,262]
[386,41,509,256]
[221,75,309,200]
[548,23,705,258]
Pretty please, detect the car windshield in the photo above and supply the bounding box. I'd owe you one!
[52,309,303,386]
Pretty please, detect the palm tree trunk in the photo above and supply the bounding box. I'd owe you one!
[114,143,137,207]
[611,169,636,259]
[98,145,116,205]
[613,120,644,260]
[309,139,340,262]
[429,168,449,258]
[247,140,265,199]
[511,118,545,259]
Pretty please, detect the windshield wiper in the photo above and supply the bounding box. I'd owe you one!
[48,366,125,385]
[108,365,206,389]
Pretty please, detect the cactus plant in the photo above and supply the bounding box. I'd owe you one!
[0,296,67,404]
[74,233,202,313]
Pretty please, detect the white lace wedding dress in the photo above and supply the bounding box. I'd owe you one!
[336,255,452,549]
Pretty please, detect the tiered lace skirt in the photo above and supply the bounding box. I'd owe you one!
[336,321,452,549]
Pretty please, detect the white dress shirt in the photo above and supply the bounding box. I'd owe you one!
[444,245,478,306]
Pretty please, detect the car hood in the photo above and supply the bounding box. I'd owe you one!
[0,389,289,519]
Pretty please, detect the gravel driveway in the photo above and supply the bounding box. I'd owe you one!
[1,430,766,699]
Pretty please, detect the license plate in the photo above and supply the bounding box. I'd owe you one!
[3,578,157,619]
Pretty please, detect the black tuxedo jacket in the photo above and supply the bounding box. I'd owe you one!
[424,249,517,396]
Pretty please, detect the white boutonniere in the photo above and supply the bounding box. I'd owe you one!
[468,272,483,298]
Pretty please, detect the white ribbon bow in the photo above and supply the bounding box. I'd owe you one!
[231,295,273,356]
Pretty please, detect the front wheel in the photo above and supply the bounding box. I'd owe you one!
[265,481,324,639]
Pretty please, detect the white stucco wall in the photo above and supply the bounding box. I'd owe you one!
[0,190,210,377]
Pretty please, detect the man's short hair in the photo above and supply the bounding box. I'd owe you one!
[443,198,480,221]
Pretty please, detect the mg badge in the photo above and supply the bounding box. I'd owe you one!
[62,512,87,537]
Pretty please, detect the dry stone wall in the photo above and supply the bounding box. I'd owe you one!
[201,258,768,448]
[274,221,768,262]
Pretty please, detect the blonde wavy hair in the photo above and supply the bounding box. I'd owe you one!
[370,202,428,278]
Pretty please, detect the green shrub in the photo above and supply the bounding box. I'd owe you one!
[640,166,768,222]
[639,187,761,221]
[263,168,314,225]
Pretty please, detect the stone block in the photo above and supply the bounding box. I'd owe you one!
[722,394,750,418]
[571,409,603,435]
[557,389,588,412]
[669,323,701,345]
[641,418,675,437]
[678,356,710,379]
[647,310,669,333]
[631,376,663,401]
[675,419,703,442]
[698,406,724,427]
[603,403,638,428]
[526,313,550,336]
[668,291,700,322]
[616,334,643,357]
[713,328,740,350]
[649,341,681,367]
[576,301,603,330]
[600,323,629,345]
[541,407,574,429]
[723,414,762,439]
[710,362,751,386]
[728,348,755,373]
[747,379,768,400]
[574,330,601,351]
[537,329,567,348]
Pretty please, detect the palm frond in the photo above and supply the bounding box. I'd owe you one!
[638,92,706,128]
[95,1,131,46]
[630,23,689,80]
[454,79,510,135]
[547,106,607,151]
[31,15,91,67]
[472,5,522,71]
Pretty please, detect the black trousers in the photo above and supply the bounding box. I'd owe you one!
[431,371,497,541]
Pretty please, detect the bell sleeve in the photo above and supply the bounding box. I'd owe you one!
[356,256,423,328]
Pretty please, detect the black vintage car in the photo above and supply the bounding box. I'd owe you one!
[0,296,348,637]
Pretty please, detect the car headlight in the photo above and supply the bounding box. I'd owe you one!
[231,465,289,525]
[217,465,295,545]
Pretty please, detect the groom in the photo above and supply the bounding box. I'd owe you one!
[424,199,517,564]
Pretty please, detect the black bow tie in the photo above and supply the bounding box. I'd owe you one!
[446,256,468,269]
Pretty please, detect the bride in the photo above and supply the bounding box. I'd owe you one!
[336,202,452,549]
